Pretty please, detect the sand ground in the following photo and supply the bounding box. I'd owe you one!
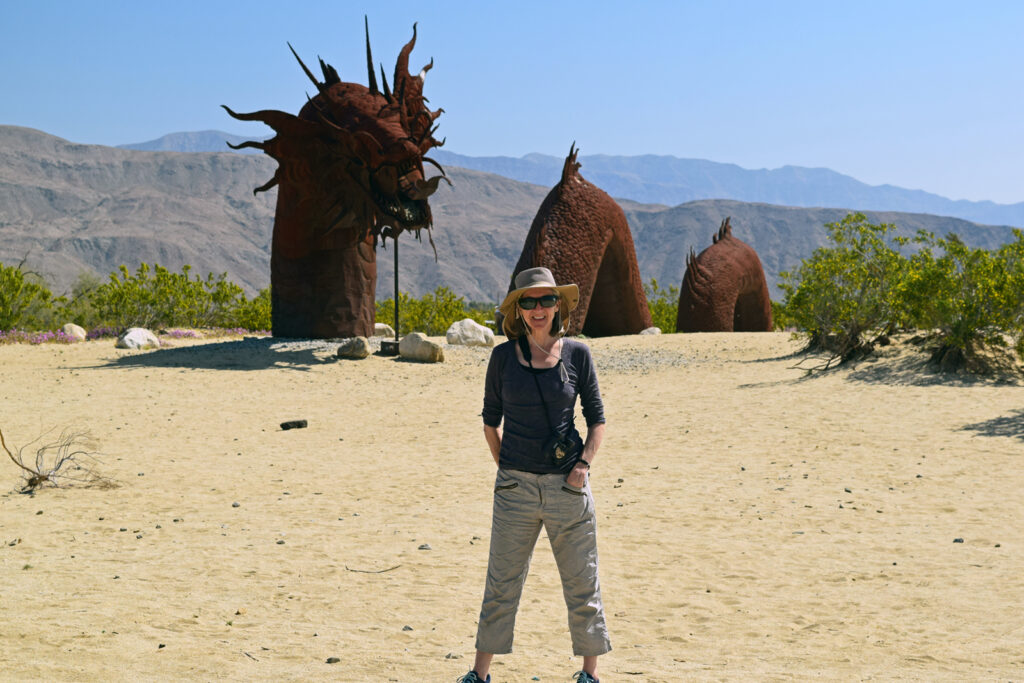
[1,332,1022,681]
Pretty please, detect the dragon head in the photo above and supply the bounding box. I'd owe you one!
[223,18,447,254]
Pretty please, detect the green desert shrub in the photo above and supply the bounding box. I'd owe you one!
[376,286,489,336]
[89,263,248,330]
[227,286,271,332]
[900,228,1024,361]
[778,214,1024,371]
[56,271,106,330]
[776,213,908,363]
[0,261,55,331]
[644,278,679,333]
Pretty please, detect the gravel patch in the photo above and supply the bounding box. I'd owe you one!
[590,346,689,374]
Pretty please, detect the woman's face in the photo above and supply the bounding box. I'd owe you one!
[519,287,559,335]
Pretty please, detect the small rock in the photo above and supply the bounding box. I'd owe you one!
[639,326,662,335]
[326,657,341,664]
[336,336,371,359]
[418,543,432,550]
[115,327,160,350]
[158,643,166,649]
[232,502,240,508]
[372,322,396,338]
[953,538,964,543]
[276,540,285,545]
[61,323,87,341]
[445,653,463,660]
[399,332,444,363]
[280,420,308,430]
[445,319,494,347]
[402,625,413,631]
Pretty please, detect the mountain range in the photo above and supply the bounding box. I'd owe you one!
[121,131,1024,227]
[3,125,1019,309]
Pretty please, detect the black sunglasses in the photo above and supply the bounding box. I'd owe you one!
[518,294,560,310]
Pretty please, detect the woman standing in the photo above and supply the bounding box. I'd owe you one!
[459,267,610,683]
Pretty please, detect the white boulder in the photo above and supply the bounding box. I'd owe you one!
[336,336,371,359]
[115,327,160,350]
[446,318,494,347]
[399,332,444,363]
[640,327,662,335]
[61,323,87,341]
[373,323,396,338]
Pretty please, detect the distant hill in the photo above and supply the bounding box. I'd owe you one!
[1,125,1019,308]
[118,130,267,154]
[431,150,1024,228]
[121,130,1024,228]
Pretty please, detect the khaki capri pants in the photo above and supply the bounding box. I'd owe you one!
[475,468,612,657]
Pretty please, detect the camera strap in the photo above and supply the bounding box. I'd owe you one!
[517,334,575,438]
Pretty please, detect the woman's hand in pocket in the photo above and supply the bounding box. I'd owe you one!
[566,461,589,488]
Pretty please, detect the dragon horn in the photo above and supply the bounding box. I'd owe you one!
[319,56,340,86]
[418,56,433,81]
[380,65,393,102]
[393,22,417,89]
[287,42,324,93]
[365,15,379,95]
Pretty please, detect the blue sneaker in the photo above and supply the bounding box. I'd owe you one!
[457,671,490,683]
[572,671,599,683]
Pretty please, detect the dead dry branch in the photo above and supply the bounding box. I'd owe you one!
[1,427,112,493]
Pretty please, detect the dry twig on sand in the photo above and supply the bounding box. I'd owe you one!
[1,427,112,493]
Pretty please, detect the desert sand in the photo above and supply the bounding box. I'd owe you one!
[1,332,1022,681]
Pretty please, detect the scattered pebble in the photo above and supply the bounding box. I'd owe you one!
[402,625,413,631]
[953,538,964,543]
[232,502,240,508]
[35,510,43,515]
[276,540,285,545]
[280,420,308,430]
[326,657,341,664]
[418,543,431,550]
[445,653,463,660]
[158,644,165,649]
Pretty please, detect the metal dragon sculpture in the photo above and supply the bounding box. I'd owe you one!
[676,217,773,332]
[223,18,447,338]
[505,144,652,337]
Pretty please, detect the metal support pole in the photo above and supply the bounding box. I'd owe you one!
[379,228,401,356]
[393,232,399,340]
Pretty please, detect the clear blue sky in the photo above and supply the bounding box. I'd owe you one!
[3,0,1023,203]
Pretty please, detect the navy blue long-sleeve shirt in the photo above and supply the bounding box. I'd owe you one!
[482,338,605,473]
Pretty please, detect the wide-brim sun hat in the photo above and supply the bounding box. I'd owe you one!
[498,267,579,337]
